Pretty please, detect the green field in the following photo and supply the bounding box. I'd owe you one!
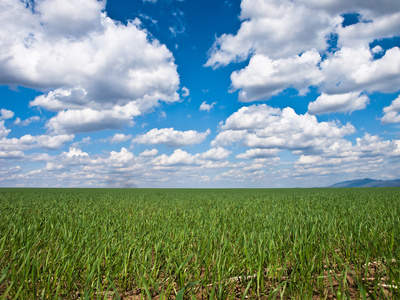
[0,188,399,299]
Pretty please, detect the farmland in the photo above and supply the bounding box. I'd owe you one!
[0,188,399,299]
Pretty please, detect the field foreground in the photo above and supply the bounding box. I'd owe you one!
[0,188,399,299]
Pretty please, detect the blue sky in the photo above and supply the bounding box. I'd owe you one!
[1,0,400,188]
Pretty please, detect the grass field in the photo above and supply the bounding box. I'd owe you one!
[0,188,399,299]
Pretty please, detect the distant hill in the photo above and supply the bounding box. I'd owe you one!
[329,178,400,188]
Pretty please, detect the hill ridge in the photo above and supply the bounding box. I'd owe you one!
[329,178,400,188]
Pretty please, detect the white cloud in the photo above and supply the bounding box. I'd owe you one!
[298,134,400,162]
[320,46,400,94]
[31,135,74,150]
[139,149,159,157]
[214,168,266,184]
[70,137,91,148]
[308,92,369,115]
[0,150,24,159]
[29,147,140,187]
[133,128,210,147]
[151,149,197,166]
[2,133,399,188]
[109,133,132,144]
[296,155,325,165]
[355,134,400,158]
[150,147,232,167]
[231,51,323,101]
[199,147,231,160]
[292,133,400,183]
[0,133,74,152]
[0,121,11,139]
[206,0,400,110]
[336,12,400,47]
[0,0,179,134]
[205,0,335,67]
[108,147,135,165]
[302,0,400,17]
[236,148,280,159]
[199,101,217,112]
[181,87,190,97]
[29,88,88,112]
[0,109,14,120]
[212,104,356,154]
[44,162,65,171]
[371,45,383,54]
[14,116,41,126]
[46,104,139,134]
[64,148,89,158]
[206,0,400,68]
[381,96,400,124]
[169,9,186,37]
[35,0,105,37]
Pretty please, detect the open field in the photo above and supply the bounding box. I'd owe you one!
[0,188,399,299]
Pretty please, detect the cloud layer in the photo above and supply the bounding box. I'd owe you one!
[206,0,400,115]
[1,0,399,188]
[0,0,180,133]
[212,104,356,153]
[132,128,211,147]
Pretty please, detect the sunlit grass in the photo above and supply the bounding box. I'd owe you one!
[0,188,399,299]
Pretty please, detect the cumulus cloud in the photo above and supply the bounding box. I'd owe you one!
[231,51,323,101]
[336,12,400,47]
[0,134,74,151]
[46,105,140,134]
[199,101,217,112]
[6,145,235,188]
[292,133,400,183]
[21,147,141,187]
[381,96,400,124]
[308,92,369,115]
[302,0,400,17]
[0,118,73,152]
[133,128,210,147]
[64,148,89,158]
[0,150,25,159]
[139,149,159,157]
[60,147,136,169]
[108,147,135,165]
[14,116,41,126]
[212,104,356,154]
[0,109,14,120]
[198,147,231,160]
[214,168,266,184]
[205,0,335,67]
[70,137,91,148]
[206,0,400,67]
[0,0,179,134]
[109,133,133,144]
[44,162,66,171]
[206,0,400,113]
[320,46,400,94]
[0,121,11,139]
[236,148,280,159]
[150,147,232,167]
[296,155,326,165]
[151,149,197,166]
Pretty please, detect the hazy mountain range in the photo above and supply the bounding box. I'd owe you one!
[329,178,400,188]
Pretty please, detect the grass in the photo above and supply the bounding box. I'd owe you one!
[0,188,399,299]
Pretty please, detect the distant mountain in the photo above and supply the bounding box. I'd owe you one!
[329,178,400,188]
